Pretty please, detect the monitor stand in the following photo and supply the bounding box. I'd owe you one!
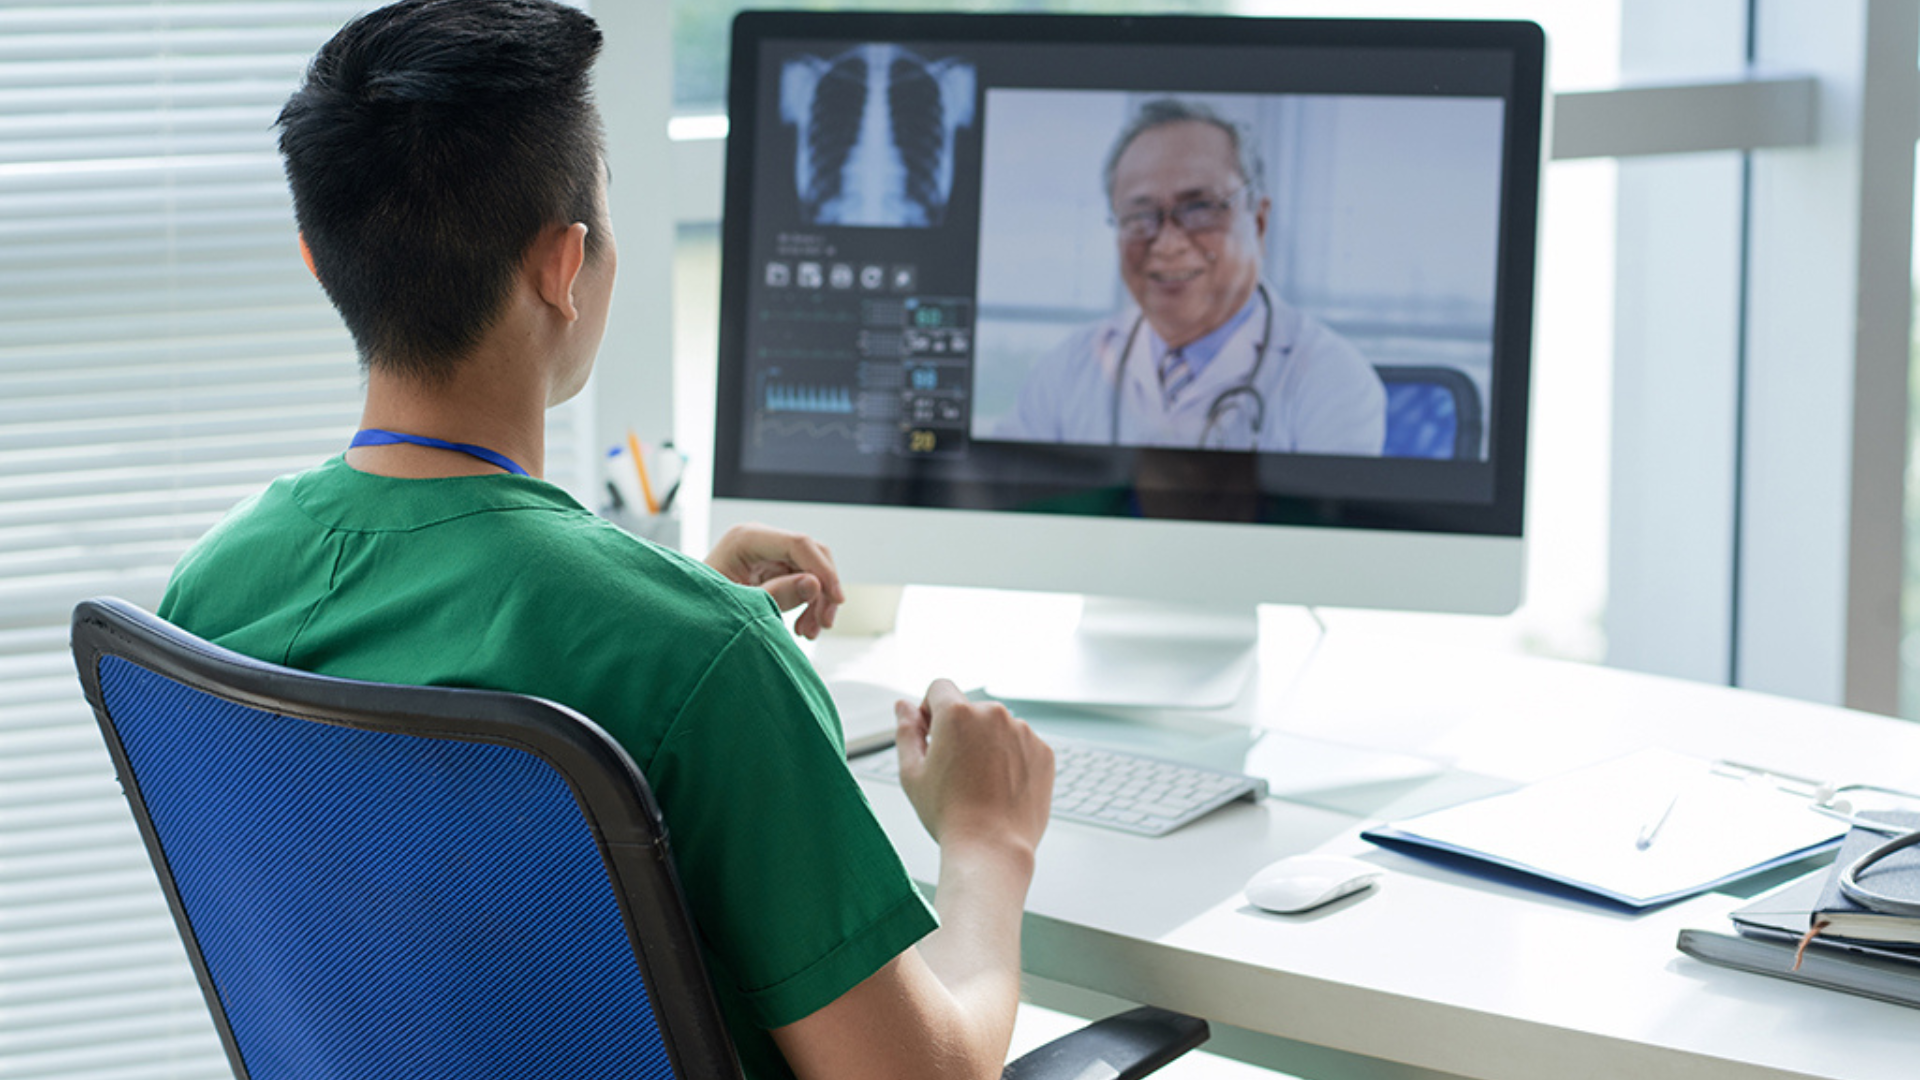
[983,597,1258,709]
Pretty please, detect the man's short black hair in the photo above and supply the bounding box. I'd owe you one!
[278,0,606,381]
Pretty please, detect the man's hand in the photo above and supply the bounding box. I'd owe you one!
[705,523,844,639]
[894,680,1054,860]
[774,680,1054,1080]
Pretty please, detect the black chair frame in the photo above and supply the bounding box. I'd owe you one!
[72,598,1207,1080]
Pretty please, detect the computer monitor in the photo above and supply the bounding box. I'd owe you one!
[711,12,1545,707]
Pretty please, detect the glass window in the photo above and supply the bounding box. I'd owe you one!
[0,6,599,1077]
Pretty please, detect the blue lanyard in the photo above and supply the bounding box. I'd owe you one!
[349,429,529,477]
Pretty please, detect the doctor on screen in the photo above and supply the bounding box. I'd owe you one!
[1000,99,1385,454]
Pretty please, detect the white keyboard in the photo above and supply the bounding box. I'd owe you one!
[852,740,1267,837]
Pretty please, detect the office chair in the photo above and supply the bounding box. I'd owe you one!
[1376,364,1485,460]
[71,598,1208,1080]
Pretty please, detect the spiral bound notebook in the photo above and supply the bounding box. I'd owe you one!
[1363,748,1847,909]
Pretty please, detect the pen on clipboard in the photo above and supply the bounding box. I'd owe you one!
[625,428,658,515]
[1636,791,1681,850]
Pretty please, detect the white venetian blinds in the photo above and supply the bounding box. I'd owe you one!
[0,4,593,1077]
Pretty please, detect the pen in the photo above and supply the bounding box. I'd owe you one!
[654,445,687,514]
[1636,791,1680,851]
[625,428,658,515]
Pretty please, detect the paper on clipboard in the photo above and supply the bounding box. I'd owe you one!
[1362,748,1846,908]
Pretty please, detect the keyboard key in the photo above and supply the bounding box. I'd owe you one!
[851,737,1267,837]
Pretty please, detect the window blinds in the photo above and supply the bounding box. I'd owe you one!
[0,4,595,1077]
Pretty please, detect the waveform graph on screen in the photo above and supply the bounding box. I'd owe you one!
[765,381,855,415]
[749,355,931,466]
[780,43,977,228]
[755,414,858,444]
[755,368,854,439]
[750,365,866,459]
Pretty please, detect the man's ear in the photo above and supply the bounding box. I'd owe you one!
[533,221,591,322]
[297,232,319,280]
[1252,196,1271,244]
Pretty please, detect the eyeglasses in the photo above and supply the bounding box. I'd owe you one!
[1111,188,1244,243]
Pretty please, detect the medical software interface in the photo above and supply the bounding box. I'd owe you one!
[718,24,1533,529]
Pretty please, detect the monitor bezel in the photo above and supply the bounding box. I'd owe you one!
[711,11,1544,611]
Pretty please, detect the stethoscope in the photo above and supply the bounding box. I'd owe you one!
[1817,789,1920,917]
[1839,827,1920,917]
[1109,282,1282,449]
[1721,761,1920,917]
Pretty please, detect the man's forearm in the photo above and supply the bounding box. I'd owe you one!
[915,839,1037,1068]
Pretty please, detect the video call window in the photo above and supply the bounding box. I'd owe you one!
[972,89,1504,461]
[716,16,1540,536]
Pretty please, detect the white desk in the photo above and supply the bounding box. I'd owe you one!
[813,589,1920,1080]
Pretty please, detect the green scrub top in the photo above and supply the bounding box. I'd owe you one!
[160,454,936,1079]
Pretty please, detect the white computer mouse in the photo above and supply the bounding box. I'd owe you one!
[1244,854,1382,914]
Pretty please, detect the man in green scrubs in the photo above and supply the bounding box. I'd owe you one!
[159,4,1054,1079]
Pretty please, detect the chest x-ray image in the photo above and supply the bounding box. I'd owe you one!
[780,43,976,228]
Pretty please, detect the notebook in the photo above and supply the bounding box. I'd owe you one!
[1809,811,1920,946]
[1731,868,1920,963]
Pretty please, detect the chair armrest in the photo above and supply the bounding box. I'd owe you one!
[1001,1006,1210,1080]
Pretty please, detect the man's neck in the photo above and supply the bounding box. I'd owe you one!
[348,358,548,479]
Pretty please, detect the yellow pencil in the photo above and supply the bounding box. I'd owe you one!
[626,428,659,515]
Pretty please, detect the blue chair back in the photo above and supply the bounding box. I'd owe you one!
[1376,365,1485,460]
[71,598,742,1080]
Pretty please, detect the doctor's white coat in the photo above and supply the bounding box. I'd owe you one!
[998,291,1385,455]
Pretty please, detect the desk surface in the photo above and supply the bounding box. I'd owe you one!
[813,589,1920,1080]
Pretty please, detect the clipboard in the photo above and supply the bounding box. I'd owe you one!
[1362,748,1846,909]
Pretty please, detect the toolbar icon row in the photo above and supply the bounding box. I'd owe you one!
[766,261,915,292]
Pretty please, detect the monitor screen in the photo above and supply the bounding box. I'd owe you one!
[712,13,1544,633]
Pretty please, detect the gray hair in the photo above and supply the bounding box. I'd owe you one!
[1102,98,1265,205]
